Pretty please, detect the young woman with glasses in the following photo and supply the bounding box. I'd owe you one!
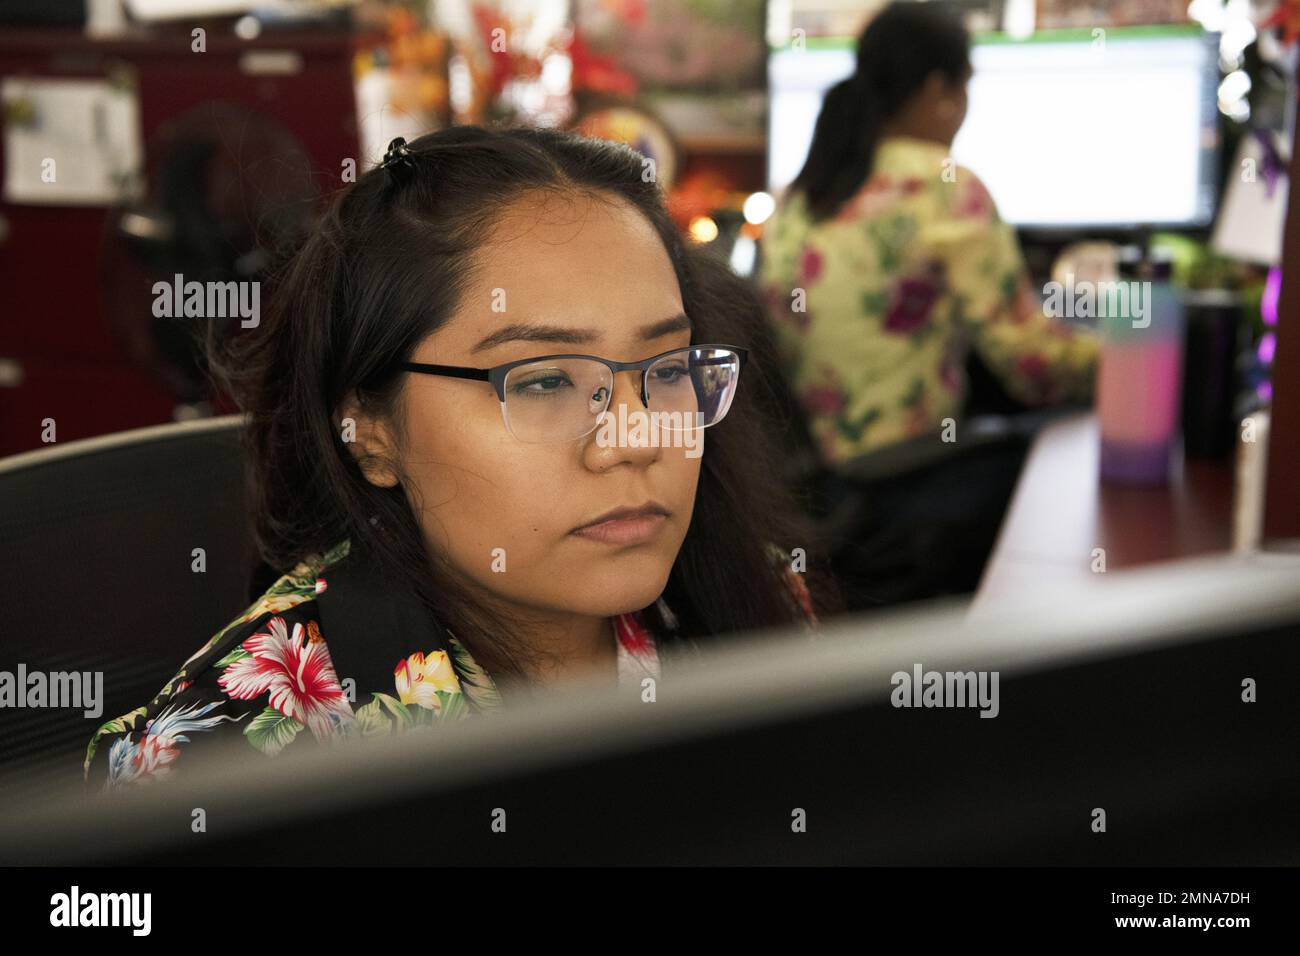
[84,125,836,792]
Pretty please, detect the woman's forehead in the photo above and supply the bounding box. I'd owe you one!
[431,195,684,360]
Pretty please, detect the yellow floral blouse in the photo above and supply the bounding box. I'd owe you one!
[758,135,1099,465]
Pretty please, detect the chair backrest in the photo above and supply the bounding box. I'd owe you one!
[811,410,1095,609]
[0,416,256,797]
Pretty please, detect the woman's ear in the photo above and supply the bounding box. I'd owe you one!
[337,394,401,488]
[924,69,947,92]
[923,70,955,111]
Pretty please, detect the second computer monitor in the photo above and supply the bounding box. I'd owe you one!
[767,25,1220,229]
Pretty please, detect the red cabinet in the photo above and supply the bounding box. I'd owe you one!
[0,26,366,457]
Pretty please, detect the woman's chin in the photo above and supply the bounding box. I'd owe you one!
[562,562,674,619]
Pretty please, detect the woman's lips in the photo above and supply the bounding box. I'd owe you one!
[570,512,668,546]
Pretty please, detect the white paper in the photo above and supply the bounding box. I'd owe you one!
[2,76,144,206]
[1212,132,1290,267]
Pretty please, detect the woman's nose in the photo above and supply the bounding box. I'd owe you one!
[606,369,648,412]
[582,369,662,469]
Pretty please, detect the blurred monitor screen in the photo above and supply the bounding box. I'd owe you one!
[767,26,1220,229]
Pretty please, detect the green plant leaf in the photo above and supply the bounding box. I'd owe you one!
[244,706,304,756]
[214,647,252,669]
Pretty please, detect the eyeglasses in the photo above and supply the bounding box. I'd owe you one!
[397,344,749,444]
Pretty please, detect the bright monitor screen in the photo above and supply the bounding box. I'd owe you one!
[767,26,1220,229]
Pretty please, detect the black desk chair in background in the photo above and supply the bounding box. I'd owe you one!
[810,420,1034,611]
[0,416,257,798]
[769,357,1086,612]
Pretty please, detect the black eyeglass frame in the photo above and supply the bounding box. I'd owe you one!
[396,344,750,409]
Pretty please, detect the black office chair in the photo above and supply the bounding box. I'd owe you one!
[769,340,1093,612]
[0,416,257,799]
[811,420,1034,610]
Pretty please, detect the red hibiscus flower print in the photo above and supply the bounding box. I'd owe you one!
[614,612,652,654]
[798,247,824,284]
[218,616,355,740]
[129,734,180,781]
[884,266,945,334]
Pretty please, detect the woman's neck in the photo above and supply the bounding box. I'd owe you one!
[438,561,621,689]
[475,595,620,692]
[524,613,619,685]
[878,121,952,150]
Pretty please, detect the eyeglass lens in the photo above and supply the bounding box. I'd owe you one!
[500,347,741,443]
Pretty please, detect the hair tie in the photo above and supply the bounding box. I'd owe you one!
[381,136,415,186]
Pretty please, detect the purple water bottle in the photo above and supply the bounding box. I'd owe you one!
[1097,256,1185,485]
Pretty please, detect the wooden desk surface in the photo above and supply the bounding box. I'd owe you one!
[974,413,1237,608]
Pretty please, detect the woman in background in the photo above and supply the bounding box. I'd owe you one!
[759,1,1098,466]
[758,2,1098,608]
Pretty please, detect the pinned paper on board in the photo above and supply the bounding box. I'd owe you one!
[1211,131,1290,267]
[2,75,145,206]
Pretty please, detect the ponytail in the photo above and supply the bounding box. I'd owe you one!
[789,74,882,223]
[786,2,971,223]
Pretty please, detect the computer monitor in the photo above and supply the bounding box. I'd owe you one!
[767,26,1221,229]
[2,551,1297,865]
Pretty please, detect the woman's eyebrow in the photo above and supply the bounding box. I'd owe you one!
[471,312,691,353]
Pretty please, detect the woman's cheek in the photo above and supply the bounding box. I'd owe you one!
[443,450,572,580]
[670,447,703,519]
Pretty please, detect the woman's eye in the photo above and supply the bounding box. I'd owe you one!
[653,364,690,383]
[513,373,573,396]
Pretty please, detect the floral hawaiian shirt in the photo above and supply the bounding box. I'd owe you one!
[84,539,816,793]
[758,135,1099,465]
